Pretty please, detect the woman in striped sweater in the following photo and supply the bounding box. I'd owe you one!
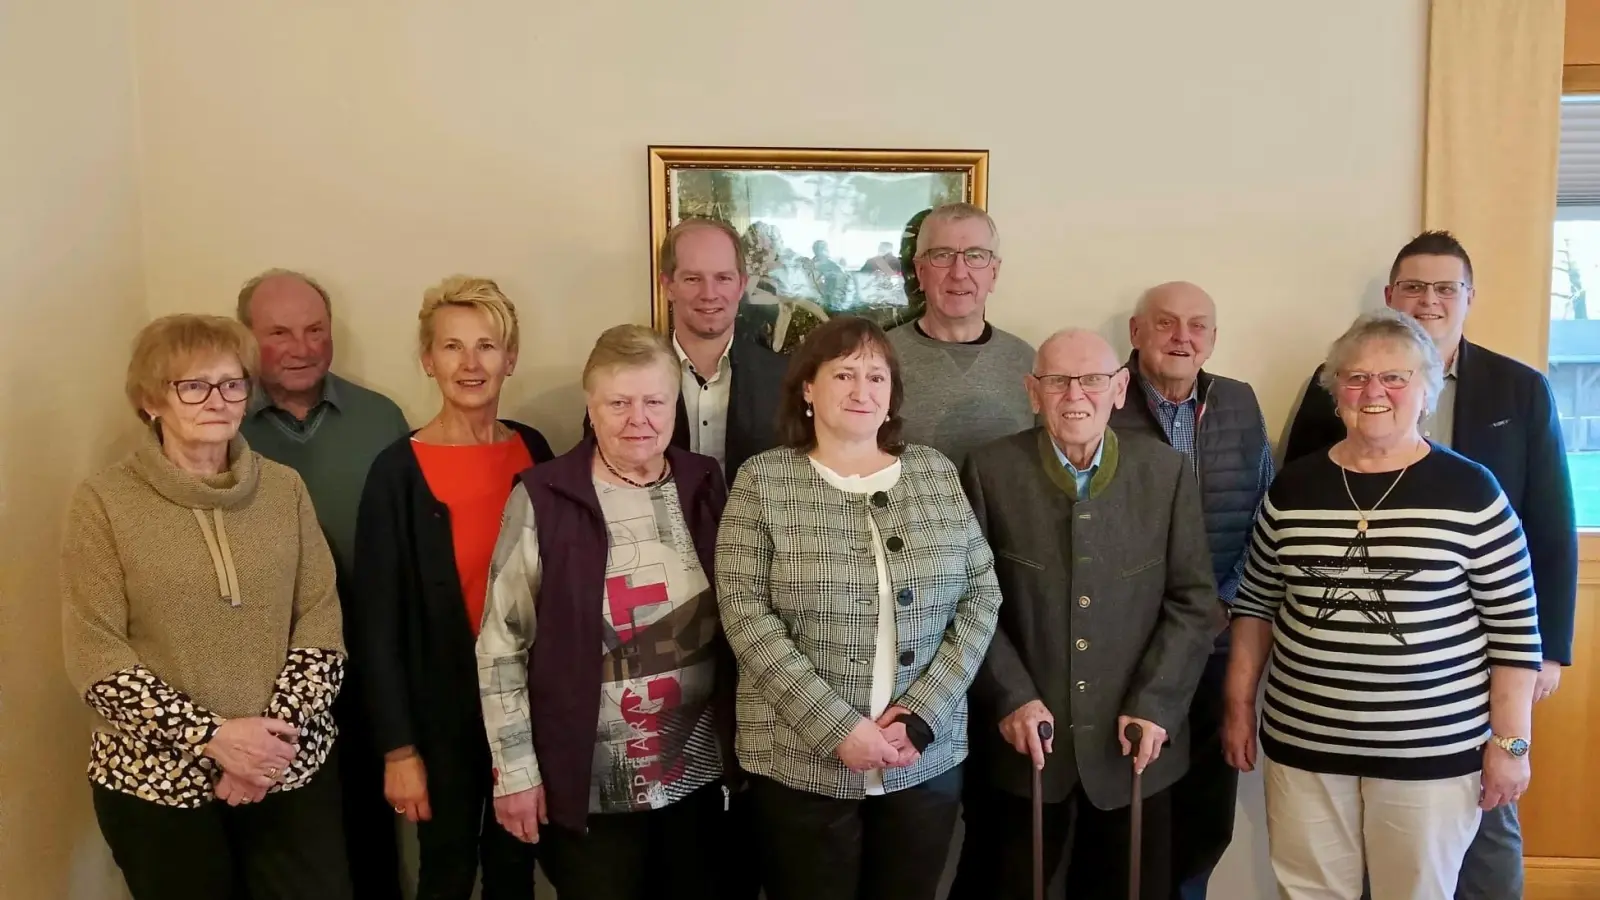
[1222,309,1540,900]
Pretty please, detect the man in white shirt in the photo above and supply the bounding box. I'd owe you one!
[658,218,787,484]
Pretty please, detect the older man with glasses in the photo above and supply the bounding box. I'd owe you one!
[949,328,1222,900]
[887,202,1036,466]
[1283,230,1577,900]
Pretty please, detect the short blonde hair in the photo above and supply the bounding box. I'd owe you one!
[418,275,520,356]
[125,314,259,423]
[581,325,679,394]
[660,218,746,280]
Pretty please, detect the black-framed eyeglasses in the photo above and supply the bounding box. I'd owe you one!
[1392,279,1468,300]
[170,378,251,405]
[920,247,997,269]
[1031,368,1124,394]
[1335,369,1414,390]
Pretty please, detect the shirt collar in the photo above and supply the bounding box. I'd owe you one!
[1138,372,1197,409]
[1051,434,1106,476]
[672,330,735,377]
[248,372,341,416]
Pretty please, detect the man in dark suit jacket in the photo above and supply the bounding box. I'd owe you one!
[1283,230,1577,900]
[585,218,787,489]
[659,217,784,900]
[658,217,786,485]
[949,329,1222,900]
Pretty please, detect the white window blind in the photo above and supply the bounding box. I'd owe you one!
[1559,97,1600,205]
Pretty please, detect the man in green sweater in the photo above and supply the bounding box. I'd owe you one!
[237,268,410,900]
[888,203,1035,466]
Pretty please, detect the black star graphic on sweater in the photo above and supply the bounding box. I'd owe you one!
[1300,535,1421,644]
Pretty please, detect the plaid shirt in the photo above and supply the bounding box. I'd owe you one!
[715,445,1002,799]
[1136,375,1275,601]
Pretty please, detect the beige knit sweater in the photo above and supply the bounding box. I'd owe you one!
[61,430,345,806]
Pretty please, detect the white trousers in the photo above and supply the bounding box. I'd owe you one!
[1263,757,1483,900]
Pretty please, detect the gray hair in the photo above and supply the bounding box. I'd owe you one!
[914,202,1001,256]
[1318,309,1445,416]
[582,324,679,395]
[236,268,332,327]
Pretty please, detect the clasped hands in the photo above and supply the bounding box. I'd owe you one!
[834,705,923,772]
[999,699,1167,774]
[205,717,302,806]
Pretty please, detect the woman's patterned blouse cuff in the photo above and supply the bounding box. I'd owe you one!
[266,647,346,731]
[85,665,223,755]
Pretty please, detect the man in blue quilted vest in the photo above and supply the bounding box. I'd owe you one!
[1108,281,1274,900]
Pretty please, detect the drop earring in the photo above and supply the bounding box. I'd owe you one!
[805,403,813,418]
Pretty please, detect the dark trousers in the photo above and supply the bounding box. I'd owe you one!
[1168,653,1238,900]
[951,779,1173,900]
[539,782,734,900]
[93,751,353,900]
[415,732,537,900]
[332,687,405,900]
[750,767,963,900]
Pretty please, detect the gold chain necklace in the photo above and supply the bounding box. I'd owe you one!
[1338,440,1424,533]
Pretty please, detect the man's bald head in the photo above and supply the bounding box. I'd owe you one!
[1130,280,1217,400]
[1035,327,1121,377]
[1027,327,1128,467]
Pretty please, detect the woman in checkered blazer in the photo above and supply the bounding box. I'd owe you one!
[715,315,1003,900]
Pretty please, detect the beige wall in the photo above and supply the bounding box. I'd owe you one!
[3,0,1428,895]
[132,1,1427,455]
[0,1,144,898]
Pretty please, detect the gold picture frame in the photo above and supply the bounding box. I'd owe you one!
[648,146,990,352]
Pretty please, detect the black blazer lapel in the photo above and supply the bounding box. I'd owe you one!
[1449,339,1481,457]
[672,394,691,452]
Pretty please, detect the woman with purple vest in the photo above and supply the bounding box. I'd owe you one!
[476,324,740,900]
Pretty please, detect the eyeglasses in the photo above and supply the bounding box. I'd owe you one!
[1392,280,1468,300]
[171,378,251,405]
[1336,370,1414,390]
[1032,368,1124,394]
[920,247,997,269]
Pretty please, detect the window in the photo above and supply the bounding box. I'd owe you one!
[1552,96,1600,526]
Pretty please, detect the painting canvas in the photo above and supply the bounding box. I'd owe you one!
[649,147,989,352]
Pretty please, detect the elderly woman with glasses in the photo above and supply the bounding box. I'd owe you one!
[716,315,1003,900]
[62,314,351,900]
[1222,309,1541,900]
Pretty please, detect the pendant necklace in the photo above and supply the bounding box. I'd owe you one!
[597,447,672,488]
[1339,446,1417,533]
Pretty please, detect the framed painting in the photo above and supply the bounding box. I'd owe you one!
[648,146,989,352]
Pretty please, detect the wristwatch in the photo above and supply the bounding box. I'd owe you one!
[1491,734,1531,758]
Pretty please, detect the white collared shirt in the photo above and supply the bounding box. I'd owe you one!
[673,332,734,470]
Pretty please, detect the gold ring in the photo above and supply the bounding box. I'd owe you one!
[265,767,277,778]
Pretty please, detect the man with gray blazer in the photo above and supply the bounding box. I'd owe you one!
[948,329,1222,900]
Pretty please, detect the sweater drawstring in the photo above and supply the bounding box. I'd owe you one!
[192,508,242,608]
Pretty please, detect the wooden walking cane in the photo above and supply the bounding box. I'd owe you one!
[1033,721,1053,900]
[1125,721,1144,900]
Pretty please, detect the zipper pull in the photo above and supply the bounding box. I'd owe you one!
[722,783,730,812]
